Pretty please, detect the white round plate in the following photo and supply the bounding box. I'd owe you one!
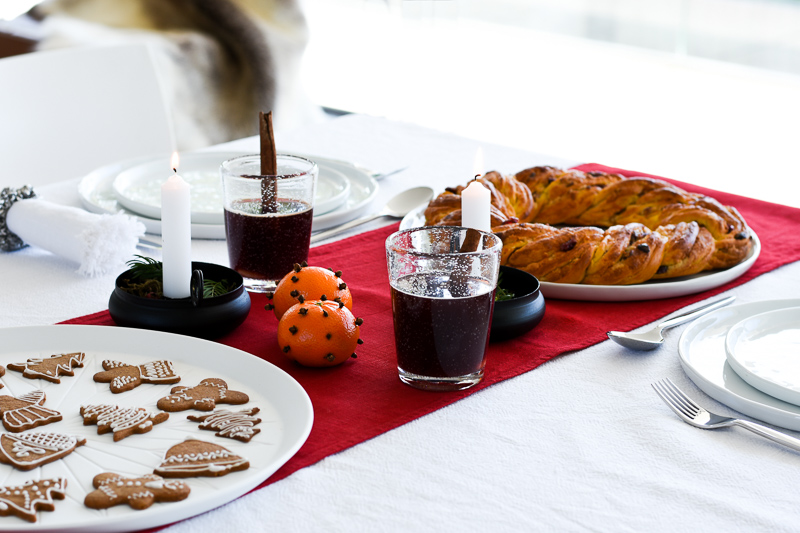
[724,307,800,406]
[305,156,378,232]
[78,156,226,240]
[678,299,800,430]
[313,167,351,215]
[79,152,378,238]
[401,204,761,302]
[112,152,351,224]
[0,325,313,532]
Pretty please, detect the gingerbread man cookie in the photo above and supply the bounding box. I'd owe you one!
[0,432,86,471]
[0,364,5,388]
[0,390,62,433]
[157,378,249,412]
[80,404,169,441]
[7,352,85,384]
[0,478,67,523]
[93,359,181,393]
[154,438,250,478]
[187,407,262,443]
[84,473,190,510]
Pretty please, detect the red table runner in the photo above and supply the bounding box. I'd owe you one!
[63,165,800,501]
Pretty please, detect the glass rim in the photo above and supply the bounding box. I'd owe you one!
[220,153,318,180]
[385,225,502,257]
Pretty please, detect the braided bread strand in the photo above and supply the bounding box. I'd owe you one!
[423,166,753,285]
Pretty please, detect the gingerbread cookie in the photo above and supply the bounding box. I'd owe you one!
[0,432,86,471]
[157,378,249,412]
[0,364,5,388]
[84,473,190,510]
[80,404,169,441]
[0,478,66,523]
[7,352,85,384]
[93,359,181,393]
[0,390,62,433]
[187,407,262,443]
[154,438,250,478]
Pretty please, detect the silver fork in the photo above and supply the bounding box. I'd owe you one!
[652,378,800,452]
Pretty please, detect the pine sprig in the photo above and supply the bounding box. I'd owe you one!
[495,272,515,302]
[121,256,235,299]
[203,279,236,299]
[125,255,163,282]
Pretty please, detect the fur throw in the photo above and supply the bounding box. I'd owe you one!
[31,0,325,150]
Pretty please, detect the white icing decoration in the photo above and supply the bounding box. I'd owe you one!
[156,442,248,475]
[1,392,61,431]
[10,353,85,382]
[193,409,261,440]
[0,478,66,519]
[81,404,161,434]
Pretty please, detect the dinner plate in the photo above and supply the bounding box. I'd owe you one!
[400,205,761,301]
[678,299,800,431]
[724,307,800,407]
[0,325,313,532]
[305,155,378,233]
[79,153,378,238]
[78,156,228,240]
[112,152,351,224]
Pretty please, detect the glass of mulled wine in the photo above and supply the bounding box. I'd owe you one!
[386,226,502,391]
[220,154,317,292]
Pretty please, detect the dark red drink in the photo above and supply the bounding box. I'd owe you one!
[391,273,495,380]
[224,198,313,282]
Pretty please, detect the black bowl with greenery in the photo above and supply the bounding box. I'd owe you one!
[490,265,545,342]
[109,258,251,340]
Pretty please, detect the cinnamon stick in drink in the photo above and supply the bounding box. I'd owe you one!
[448,228,482,297]
[259,111,278,214]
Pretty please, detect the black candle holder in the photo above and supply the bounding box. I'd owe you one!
[490,266,545,342]
[109,262,251,340]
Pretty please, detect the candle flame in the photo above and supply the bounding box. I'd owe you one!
[472,147,484,180]
[170,151,180,173]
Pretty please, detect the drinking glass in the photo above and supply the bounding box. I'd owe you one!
[221,154,317,292]
[386,226,502,391]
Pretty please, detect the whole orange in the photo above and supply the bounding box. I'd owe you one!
[277,300,362,367]
[268,263,353,320]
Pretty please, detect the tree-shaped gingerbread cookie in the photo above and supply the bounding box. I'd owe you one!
[7,352,85,384]
[156,378,249,412]
[0,478,67,522]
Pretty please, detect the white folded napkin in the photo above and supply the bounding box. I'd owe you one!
[6,199,146,277]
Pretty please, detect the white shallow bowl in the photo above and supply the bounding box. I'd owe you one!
[725,307,800,407]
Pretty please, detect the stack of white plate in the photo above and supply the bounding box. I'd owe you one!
[78,151,379,239]
[680,299,800,430]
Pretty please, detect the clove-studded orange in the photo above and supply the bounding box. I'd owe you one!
[277,300,363,367]
[267,263,353,320]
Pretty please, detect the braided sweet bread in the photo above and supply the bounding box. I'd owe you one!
[424,166,753,285]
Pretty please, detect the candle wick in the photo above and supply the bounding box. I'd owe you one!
[473,174,481,181]
[173,168,177,174]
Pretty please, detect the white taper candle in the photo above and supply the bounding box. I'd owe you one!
[461,180,491,232]
[161,154,192,298]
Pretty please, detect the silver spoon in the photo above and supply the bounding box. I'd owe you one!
[607,295,736,350]
[310,186,433,244]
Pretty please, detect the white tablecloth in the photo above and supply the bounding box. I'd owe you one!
[3,115,800,532]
